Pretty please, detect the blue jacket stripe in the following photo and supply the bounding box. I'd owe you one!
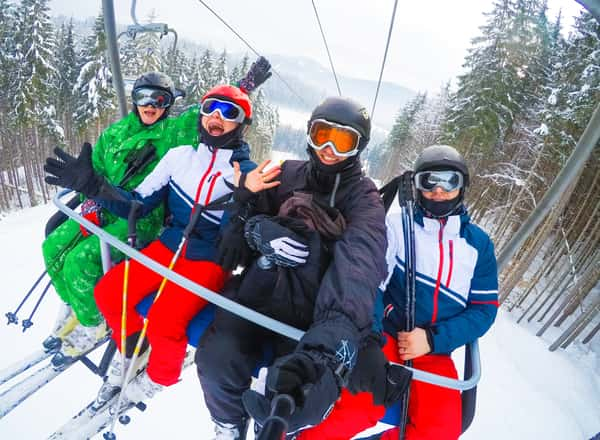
[169,180,194,207]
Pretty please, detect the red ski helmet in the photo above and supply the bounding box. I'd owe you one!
[201,84,252,124]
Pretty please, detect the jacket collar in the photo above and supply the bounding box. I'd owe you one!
[414,206,470,236]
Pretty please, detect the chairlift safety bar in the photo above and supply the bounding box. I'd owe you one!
[53,189,480,391]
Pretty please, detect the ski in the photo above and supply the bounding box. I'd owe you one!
[47,391,139,440]
[0,362,63,418]
[0,336,110,419]
[48,349,196,440]
[0,347,54,386]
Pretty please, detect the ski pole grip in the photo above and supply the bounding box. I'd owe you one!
[257,394,295,440]
[127,201,143,238]
[183,203,204,239]
[398,171,414,206]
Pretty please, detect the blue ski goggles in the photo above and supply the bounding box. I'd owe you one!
[132,87,173,109]
[414,170,464,192]
[200,98,246,123]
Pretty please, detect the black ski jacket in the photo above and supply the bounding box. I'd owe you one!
[238,159,387,352]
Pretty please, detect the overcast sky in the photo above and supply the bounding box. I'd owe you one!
[49,0,585,93]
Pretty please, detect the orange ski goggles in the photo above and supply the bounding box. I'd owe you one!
[307,119,362,157]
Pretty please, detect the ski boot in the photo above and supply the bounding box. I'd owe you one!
[51,321,108,369]
[213,418,249,440]
[42,303,78,352]
[92,350,150,412]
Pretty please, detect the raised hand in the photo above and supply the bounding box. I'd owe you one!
[44,143,103,197]
[238,56,272,93]
[233,159,281,193]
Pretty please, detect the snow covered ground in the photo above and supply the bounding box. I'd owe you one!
[0,202,598,439]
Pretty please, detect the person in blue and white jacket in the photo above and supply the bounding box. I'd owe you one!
[44,63,276,409]
[343,145,499,440]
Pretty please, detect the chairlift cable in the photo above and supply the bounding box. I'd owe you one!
[310,0,342,96]
[195,0,309,107]
[371,0,398,120]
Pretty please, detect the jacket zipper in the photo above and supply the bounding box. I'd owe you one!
[204,172,222,205]
[446,240,454,288]
[431,220,445,323]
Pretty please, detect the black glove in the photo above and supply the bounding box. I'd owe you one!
[244,215,309,268]
[348,334,413,407]
[243,350,340,435]
[44,143,105,197]
[216,209,253,271]
[238,56,272,93]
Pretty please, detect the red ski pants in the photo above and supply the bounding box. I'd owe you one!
[94,240,225,386]
[298,333,461,440]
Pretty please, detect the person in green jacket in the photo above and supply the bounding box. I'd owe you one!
[42,71,200,363]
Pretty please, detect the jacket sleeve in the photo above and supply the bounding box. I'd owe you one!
[427,232,499,354]
[301,183,388,357]
[96,148,174,219]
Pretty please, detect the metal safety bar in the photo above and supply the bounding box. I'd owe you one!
[53,190,480,390]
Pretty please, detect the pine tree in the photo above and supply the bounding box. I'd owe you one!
[119,35,143,78]
[136,11,162,73]
[55,19,79,144]
[0,0,18,210]
[13,0,57,126]
[212,49,228,85]
[381,93,427,182]
[187,48,213,105]
[443,0,550,157]
[13,0,58,206]
[230,54,250,85]
[245,89,278,163]
[73,12,116,137]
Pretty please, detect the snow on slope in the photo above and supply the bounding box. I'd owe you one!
[0,203,598,439]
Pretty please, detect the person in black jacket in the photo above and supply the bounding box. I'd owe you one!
[195,97,389,439]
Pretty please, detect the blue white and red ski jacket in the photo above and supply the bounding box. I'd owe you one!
[97,143,256,261]
[379,201,499,354]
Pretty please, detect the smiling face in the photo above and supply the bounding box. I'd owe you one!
[136,105,166,125]
[314,145,348,166]
[200,111,240,136]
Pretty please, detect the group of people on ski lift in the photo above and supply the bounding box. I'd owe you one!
[42,55,499,440]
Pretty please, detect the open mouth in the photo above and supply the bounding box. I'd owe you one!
[142,109,158,119]
[207,120,225,136]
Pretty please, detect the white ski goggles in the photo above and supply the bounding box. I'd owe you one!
[414,170,464,192]
[307,119,362,158]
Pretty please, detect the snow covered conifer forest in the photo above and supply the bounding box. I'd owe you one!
[0,0,598,434]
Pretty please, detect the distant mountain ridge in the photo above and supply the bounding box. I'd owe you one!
[52,15,415,130]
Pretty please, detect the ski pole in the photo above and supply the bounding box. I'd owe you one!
[5,270,48,325]
[256,394,295,440]
[21,279,53,332]
[105,203,204,440]
[117,201,143,395]
[397,171,415,440]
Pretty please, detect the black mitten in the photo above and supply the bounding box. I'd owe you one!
[348,333,412,407]
[237,56,272,93]
[243,349,340,435]
[216,212,253,271]
[45,143,122,201]
[44,143,104,197]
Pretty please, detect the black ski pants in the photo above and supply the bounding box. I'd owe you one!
[195,307,296,425]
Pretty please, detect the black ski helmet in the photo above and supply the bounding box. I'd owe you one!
[308,96,371,152]
[132,72,184,124]
[414,145,470,218]
[132,71,183,99]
